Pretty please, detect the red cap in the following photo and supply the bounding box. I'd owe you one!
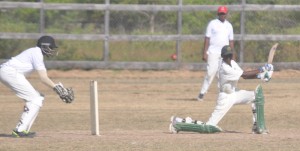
[217,6,228,14]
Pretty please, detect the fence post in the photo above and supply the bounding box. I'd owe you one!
[103,0,110,62]
[239,0,246,63]
[176,0,182,64]
[39,0,45,33]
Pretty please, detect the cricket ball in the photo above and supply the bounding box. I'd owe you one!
[171,54,177,60]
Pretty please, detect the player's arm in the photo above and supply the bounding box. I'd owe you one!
[203,21,212,62]
[241,69,260,79]
[37,70,56,88]
[37,70,74,103]
[202,37,209,62]
[229,40,236,60]
[242,64,274,81]
[228,23,235,60]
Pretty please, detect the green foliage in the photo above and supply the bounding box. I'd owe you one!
[110,41,176,62]
[0,0,300,62]
[54,40,103,60]
[183,0,241,5]
[0,39,36,59]
[246,0,300,4]
[182,11,211,34]
[274,41,300,62]
[0,9,40,32]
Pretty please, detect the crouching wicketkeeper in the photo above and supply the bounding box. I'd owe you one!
[0,36,74,138]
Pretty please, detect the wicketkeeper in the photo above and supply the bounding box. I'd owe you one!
[0,36,74,138]
[170,45,273,134]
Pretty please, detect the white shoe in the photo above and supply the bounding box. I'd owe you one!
[185,117,193,123]
[169,116,179,134]
[184,117,204,125]
[194,120,204,125]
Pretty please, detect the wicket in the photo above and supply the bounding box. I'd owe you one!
[90,80,99,136]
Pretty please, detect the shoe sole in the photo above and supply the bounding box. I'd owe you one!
[169,116,179,134]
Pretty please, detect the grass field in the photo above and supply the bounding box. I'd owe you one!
[1,69,300,151]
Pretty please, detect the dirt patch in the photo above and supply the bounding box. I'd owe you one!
[1,69,300,151]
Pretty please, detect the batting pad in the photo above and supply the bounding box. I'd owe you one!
[174,123,222,134]
[254,85,268,134]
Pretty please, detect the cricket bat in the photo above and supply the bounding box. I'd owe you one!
[267,43,278,64]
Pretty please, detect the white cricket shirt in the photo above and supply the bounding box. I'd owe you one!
[2,47,46,75]
[206,19,234,54]
[218,60,243,93]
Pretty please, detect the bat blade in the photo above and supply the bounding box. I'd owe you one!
[267,43,278,64]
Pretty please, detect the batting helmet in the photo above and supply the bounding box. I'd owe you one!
[221,45,233,58]
[37,36,58,57]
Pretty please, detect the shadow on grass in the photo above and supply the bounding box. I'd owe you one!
[166,98,197,101]
[0,133,12,138]
[163,130,244,134]
[222,130,243,133]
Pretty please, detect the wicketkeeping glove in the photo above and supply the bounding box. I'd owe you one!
[53,83,74,103]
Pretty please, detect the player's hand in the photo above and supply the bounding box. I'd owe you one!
[258,64,274,82]
[259,64,274,72]
[53,83,74,103]
[264,64,274,71]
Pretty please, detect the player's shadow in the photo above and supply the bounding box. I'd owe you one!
[222,130,243,133]
[166,98,197,102]
[0,133,12,138]
[163,130,244,134]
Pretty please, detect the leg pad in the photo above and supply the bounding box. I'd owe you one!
[254,85,268,134]
[174,123,222,134]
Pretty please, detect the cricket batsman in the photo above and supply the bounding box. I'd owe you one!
[170,45,273,134]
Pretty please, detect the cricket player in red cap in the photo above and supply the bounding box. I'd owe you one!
[197,6,235,101]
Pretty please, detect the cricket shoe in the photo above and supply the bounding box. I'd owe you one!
[12,129,36,138]
[184,117,193,123]
[252,123,268,134]
[252,129,269,134]
[169,116,179,134]
[197,93,204,101]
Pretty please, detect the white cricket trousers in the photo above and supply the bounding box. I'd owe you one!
[0,66,44,132]
[200,53,221,94]
[206,90,255,126]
